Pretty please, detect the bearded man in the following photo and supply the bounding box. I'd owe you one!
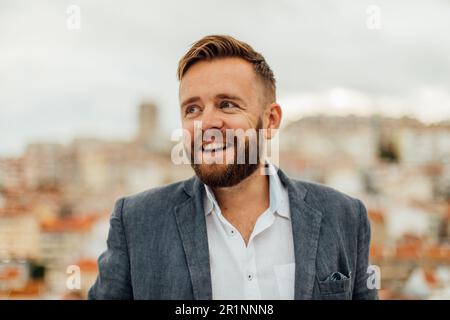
[88,35,378,300]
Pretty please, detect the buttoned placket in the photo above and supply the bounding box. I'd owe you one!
[205,163,292,299]
[212,202,278,300]
[243,239,260,299]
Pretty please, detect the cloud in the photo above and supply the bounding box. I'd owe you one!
[0,0,449,156]
[279,85,450,125]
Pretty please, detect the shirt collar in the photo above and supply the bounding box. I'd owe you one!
[203,183,218,216]
[203,161,290,220]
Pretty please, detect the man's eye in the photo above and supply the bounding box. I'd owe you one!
[220,101,236,109]
[186,105,200,114]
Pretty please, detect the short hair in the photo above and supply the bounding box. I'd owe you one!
[177,35,276,103]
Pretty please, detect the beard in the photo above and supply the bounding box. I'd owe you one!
[189,119,263,188]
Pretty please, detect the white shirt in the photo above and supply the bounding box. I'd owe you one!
[203,163,295,300]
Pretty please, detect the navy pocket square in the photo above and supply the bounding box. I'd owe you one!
[327,271,350,281]
[318,271,352,295]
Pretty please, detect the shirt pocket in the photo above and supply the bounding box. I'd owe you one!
[273,263,295,300]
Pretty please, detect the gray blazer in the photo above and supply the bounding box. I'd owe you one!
[88,168,378,300]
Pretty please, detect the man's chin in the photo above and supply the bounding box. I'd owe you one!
[192,163,230,186]
[191,162,259,188]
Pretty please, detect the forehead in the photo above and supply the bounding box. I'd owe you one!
[179,57,259,101]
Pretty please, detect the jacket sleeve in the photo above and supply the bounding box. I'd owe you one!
[352,199,379,300]
[88,198,133,300]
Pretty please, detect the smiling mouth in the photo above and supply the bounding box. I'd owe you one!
[202,142,233,153]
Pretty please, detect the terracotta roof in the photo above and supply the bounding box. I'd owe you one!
[370,244,385,259]
[74,258,98,272]
[368,209,385,224]
[425,245,450,261]
[0,266,20,281]
[0,207,31,216]
[40,215,95,233]
[394,242,423,259]
[423,268,438,287]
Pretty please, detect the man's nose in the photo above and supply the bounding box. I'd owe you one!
[201,106,224,131]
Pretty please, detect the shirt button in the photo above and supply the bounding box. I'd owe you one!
[247,274,253,281]
[230,229,235,236]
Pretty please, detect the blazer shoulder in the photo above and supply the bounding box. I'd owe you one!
[298,179,360,203]
[292,179,365,222]
[119,177,192,220]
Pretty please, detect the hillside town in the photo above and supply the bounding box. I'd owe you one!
[0,103,449,299]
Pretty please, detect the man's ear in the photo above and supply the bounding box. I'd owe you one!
[264,103,282,140]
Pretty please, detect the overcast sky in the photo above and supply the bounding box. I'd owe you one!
[1,0,449,156]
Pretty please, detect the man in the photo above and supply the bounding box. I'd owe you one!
[88,35,378,300]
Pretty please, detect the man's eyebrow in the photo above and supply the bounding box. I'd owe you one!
[180,96,201,108]
[181,94,246,108]
[215,94,245,104]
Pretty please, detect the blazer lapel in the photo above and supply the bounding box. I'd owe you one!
[174,176,212,300]
[174,169,322,300]
[278,169,323,300]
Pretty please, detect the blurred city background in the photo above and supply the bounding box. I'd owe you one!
[0,1,449,299]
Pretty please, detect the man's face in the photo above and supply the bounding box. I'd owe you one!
[179,57,266,187]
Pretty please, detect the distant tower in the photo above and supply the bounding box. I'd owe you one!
[138,102,157,139]
[137,102,158,147]
[137,102,158,149]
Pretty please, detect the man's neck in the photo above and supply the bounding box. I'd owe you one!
[211,163,270,244]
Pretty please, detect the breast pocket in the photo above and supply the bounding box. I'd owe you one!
[273,263,295,300]
[317,271,352,300]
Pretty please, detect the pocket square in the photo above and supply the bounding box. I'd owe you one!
[318,271,352,295]
[327,271,350,281]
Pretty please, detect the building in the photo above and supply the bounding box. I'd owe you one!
[397,127,450,165]
[23,143,64,190]
[281,115,378,167]
[0,157,25,190]
[0,209,41,260]
[135,102,169,152]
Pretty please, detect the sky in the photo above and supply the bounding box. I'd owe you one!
[1,0,450,156]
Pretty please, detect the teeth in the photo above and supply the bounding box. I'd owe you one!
[203,142,226,151]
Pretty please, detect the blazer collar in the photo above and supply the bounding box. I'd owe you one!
[176,168,322,300]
